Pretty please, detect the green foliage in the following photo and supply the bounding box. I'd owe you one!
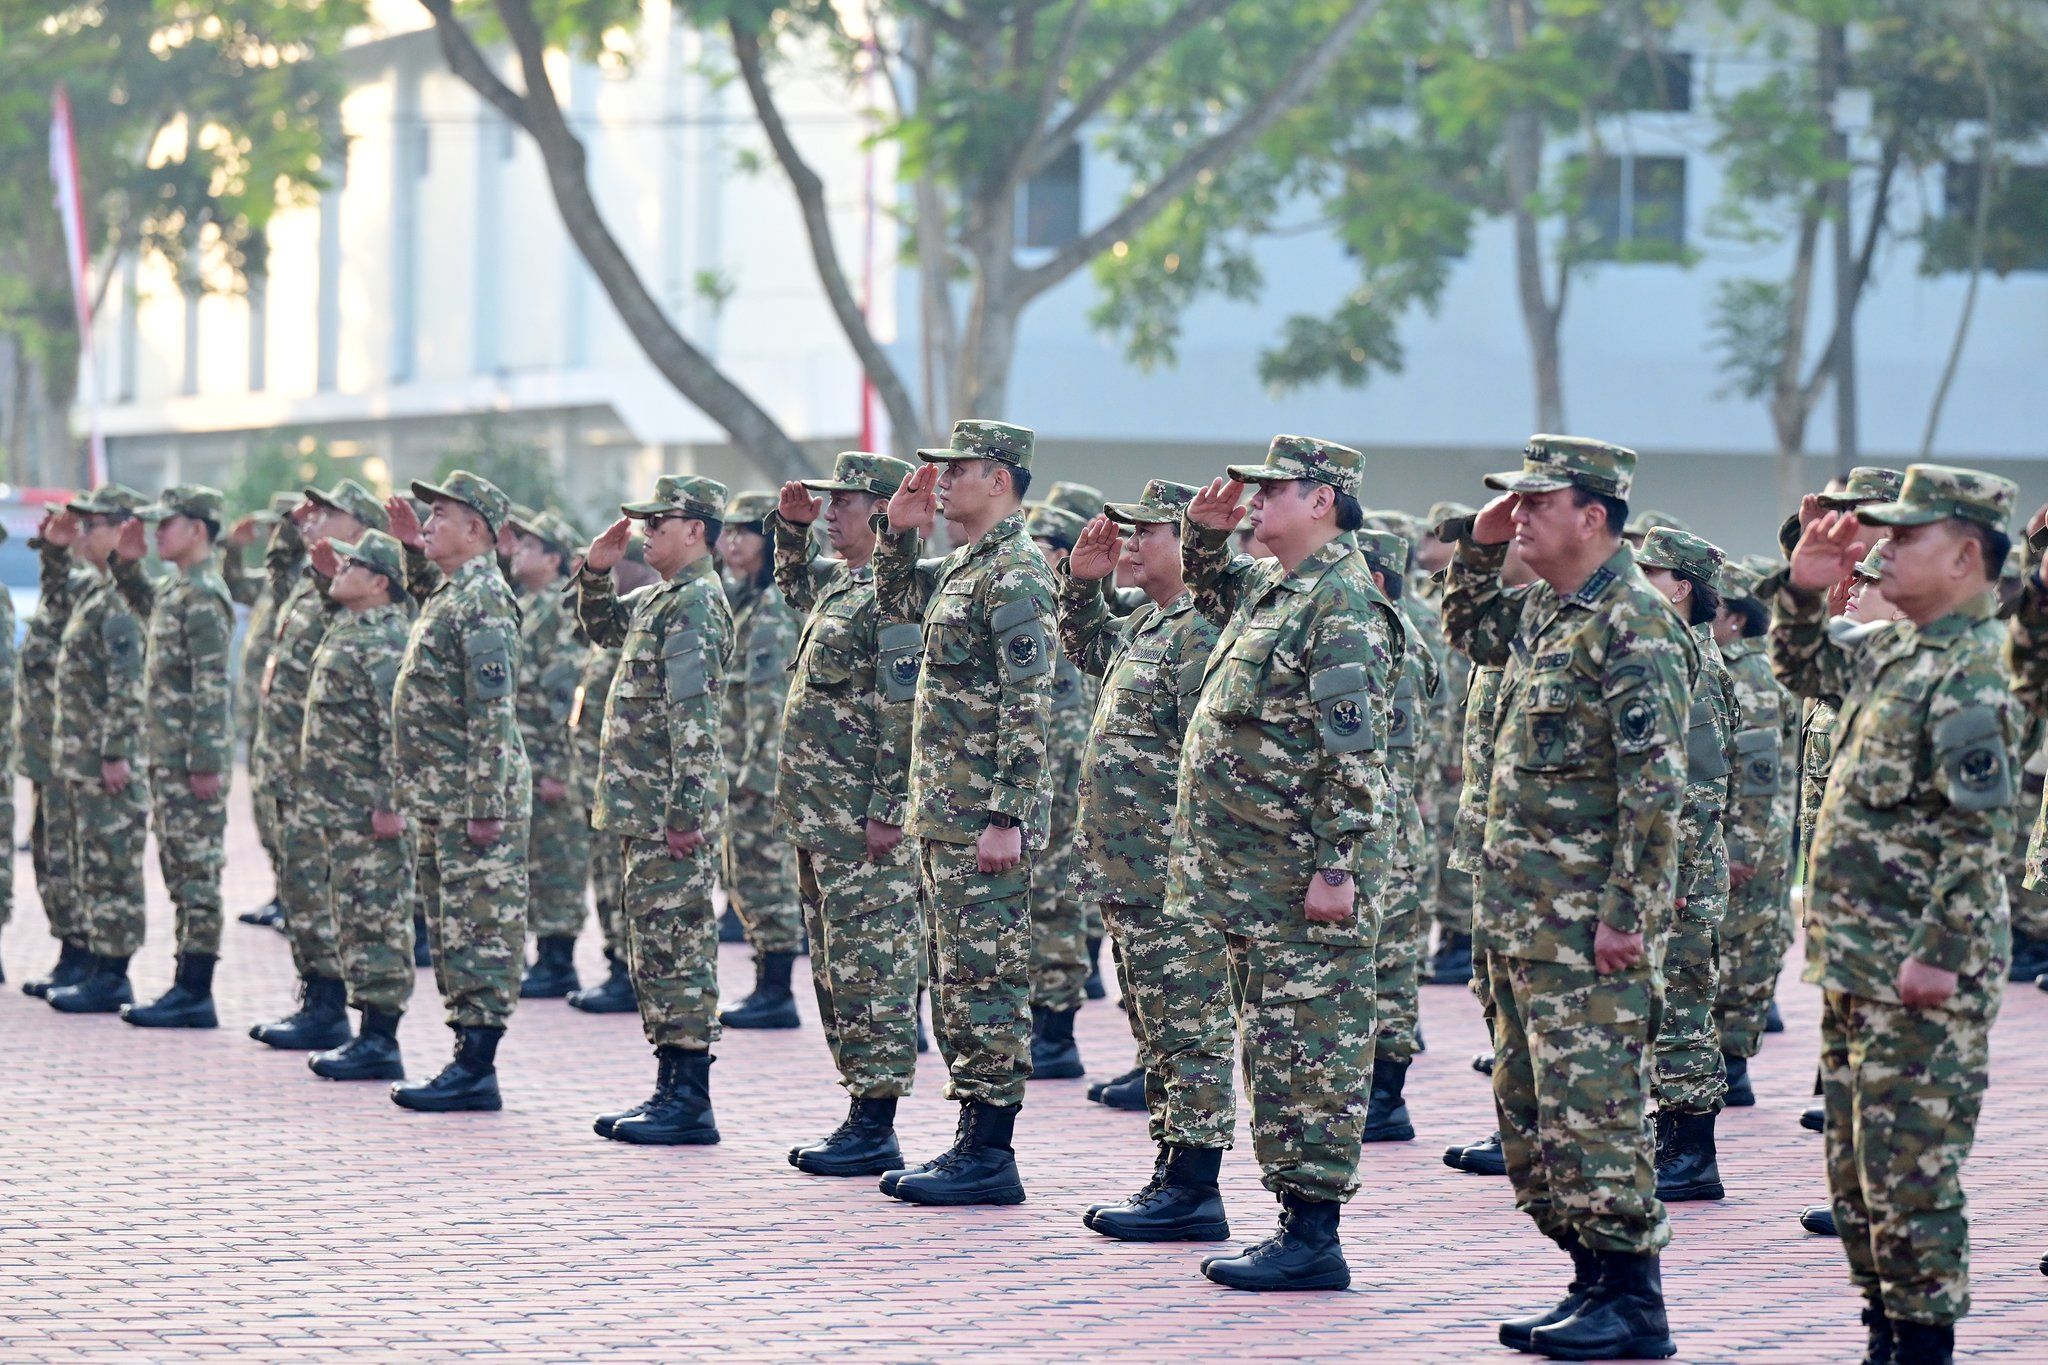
[433,425,568,522]
[220,435,355,517]
[1708,278,1793,403]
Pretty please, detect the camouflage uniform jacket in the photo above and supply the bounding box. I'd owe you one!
[239,526,307,751]
[299,603,409,819]
[394,551,531,823]
[1719,634,1797,876]
[1448,662,1504,879]
[1390,599,1445,876]
[874,511,1059,848]
[12,546,83,783]
[0,586,15,778]
[721,578,796,801]
[1442,539,1691,966]
[50,561,147,784]
[114,558,234,778]
[1404,587,1464,835]
[1171,526,1403,945]
[574,554,732,840]
[1045,653,1097,854]
[771,518,910,861]
[1774,584,2016,1009]
[515,578,581,784]
[1059,573,1219,906]
[255,570,344,796]
[1676,620,1736,926]
[568,638,620,809]
[2005,574,2048,890]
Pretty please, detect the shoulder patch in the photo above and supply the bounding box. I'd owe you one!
[1310,662,1379,755]
[467,625,513,703]
[992,596,1054,684]
[1933,703,2013,812]
[663,627,708,700]
[878,621,922,703]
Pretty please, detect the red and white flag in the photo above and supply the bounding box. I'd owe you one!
[49,83,107,486]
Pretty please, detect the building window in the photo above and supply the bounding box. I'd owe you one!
[1578,153,1687,261]
[1930,161,2048,274]
[1021,143,1082,250]
[1614,51,1692,113]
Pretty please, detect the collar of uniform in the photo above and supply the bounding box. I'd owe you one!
[670,555,717,585]
[1279,537,1353,593]
[965,511,1029,563]
[362,602,407,627]
[1561,543,1636,610]
[450,556,499,590]
[1692,620,1715,644]
[1916,590,1999,646]
[1162,589,1195,617]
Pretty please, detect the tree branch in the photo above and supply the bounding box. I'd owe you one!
[417,0,531,130]
[1798,134,1900,407]
[894,0,975,44]
[1015,0,1384,303]
[729,20,923,456]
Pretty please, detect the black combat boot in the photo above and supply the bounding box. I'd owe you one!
[122,953,218,1028]
[793,1097,902,1176]
[1802,1103,1825,1132]
[1765,998,1786,1033]
[889,1101,1026,1206]
[238,897,281,927]
[1087,1146,1166,1221]
[1088,1064,1141,1103]
[1800,1204,1837,1236]
[1446,1131,1506,1176]
[610,1048,719,1144]
[1654,1108,1724,1201]
[1201,1193,1348,1291]
[1089,1145,1230,1242]
[391,1025,503,1112]
[1362,1057,1415,1142]
[1098,1068,1148,1112]
[594,1049,672,1139]
[1722,1051,1755,1106]
[412,911,432,968]
[720,951,800,1029]
[1427,930,1473,985]
[250,975,351,1050]
[22,940,91,999]
[1028,1004,1083,1080]
[1889,1320,1952,1365]
[310,1008,405,1080]
[2009,930,2048,983]
[47,953,136,1014]
[567,954,637,1013]
[518,935,580,999]
[1500,1231,1601,1350]
[1527,1250,1676,1360]
[1859,1295,1896,1365]
[718,906,745,944]
[879,1103,972,1197]
[1083,934,1106,1000]
[1473,1049,1496,1076]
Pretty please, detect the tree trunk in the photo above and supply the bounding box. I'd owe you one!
[1819,22,1858,476]
[1498,0,1563,432]
[1921,43,1997,458]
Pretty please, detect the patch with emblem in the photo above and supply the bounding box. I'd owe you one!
[1009,632,1039,670]
[1934,704,2012,812]
[1535,652,1570,671]
[1617,691,1657,752]
[1331,700,1363,737]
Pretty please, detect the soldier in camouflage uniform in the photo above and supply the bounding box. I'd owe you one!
[1164,438,1400,1294]
[15,515,91,999]
[1418,500,1478,984]
[715,491,805,1031]
[872,420,1059,1207]
[1777,466,2020,1365]
[250,482,384,1051]
[0,526,16,983]
[504,508,587,1000]
[574,475,734,1144]
[1635,529,1737,1205]
[38,486,154,1015]
[226,492,302,929]
[384,470,533,1113]
[299,531,418,1082]
[112,486,234,1030]
[1042,480,1113,998]
[771,453,923,1175]
[1060,480,1234,1242]
[1444,437,1686,1359]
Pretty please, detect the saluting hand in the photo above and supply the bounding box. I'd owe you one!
[779,481,823,526]
[42,509,78,548]
[226,515,260,549]
[1186,478,1248,533]
[385,496,424,549]
[1066,515,1121,582]
[1472,493,1519,546]
[1788,509,1870,593]
[585,518,632,573]
[307,540,341,581]
[114,518,146,563]
[887,463,939,534]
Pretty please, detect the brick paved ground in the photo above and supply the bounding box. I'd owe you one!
[1,779,2043,1361]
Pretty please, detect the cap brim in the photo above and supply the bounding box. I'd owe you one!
[916,448,980,463]
[1815,491,1883,509]
[1635,554,1678,574]
[1483,469,1574,494]
[800,479,867,492]
[1225,464,1300,485]
[136,504,175,522]
[619,501,673,519]
[1855,501,1944,527]
[1104,502,1176,525]
[304,486,344,513]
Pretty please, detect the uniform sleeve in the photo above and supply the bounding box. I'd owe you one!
[985,569,1057,827]
[517,593,581,780]
[101,604,147,767]
[183,590,235,775]
[459,597,521,821]
[38,542,80,625]
[1179,519,1260,625]
[769,513,840,615]
[366,645,403,814]
[663,595,729,832]
[572,567,632,648]
[2008,574,2048,718]
[1915,665,2023,971]
[736,595,796,798]
[110,557,157,618]
[403,544,446,604]
[1770,581,1860,701]
[868,660,912,826]
[872,518,946,628]
[1056,568,1129,678]
[1441,536,1528,667]
[1676,662,1736,905]
[1597,605,1691,935]
[222,546,261,607]
[1309,600,1398,876]
[263,520,306,595]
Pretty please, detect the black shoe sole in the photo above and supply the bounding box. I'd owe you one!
[1657,1180,1726,1202]
[311,1063,405,1081]
[718,1010,801,1030]
[1724,1092,1755,1108]
[1528,1333,1675,1361]
[886,1180,1026,1206]
[1461,1152,1508,1177]
[121,1009,219,1029]
[1202,1264,1350,1292]
[518,984,578,1000]
[795,1149,904,1177]
[392,1092,503,1113]
[1362,1123,1415,1143]
[250,1029,353,1051]
[567,995,638,1014]
[1089,1216,1231,1242]
[1800,1110,1824,1133]
[48,993,135,1015]
[609,1125,719,1145]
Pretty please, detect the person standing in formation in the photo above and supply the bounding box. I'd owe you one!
[16,509,93,1000]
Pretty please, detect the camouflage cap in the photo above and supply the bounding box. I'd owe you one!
[2003,542,2024,581]
[1043,482,1106,520]
[802,451,912,498]
[509,507,582,560]
[620,474,728,522]
[331,529,405,585]
[139,484,225,523]
[67,483,150,517]
[918,419,1036,470]
[1024,503,1087,548]
[1852,542,1886,582]
[1857,463,2016,531]
[1636,527,1726,583]
[507,502,541,533]
[724,491,779,526]
[1105,478,1200,526]
[1715,559,1760,602]
[1624,508,1690,539]
[1427,499,1476,525]
[411,468,512,538]
[306,478,391,532]
[1816,465,1906,509]
[1356,529,1411,581]
[1485,434,1636,501]
[1227,434,1363,499]
[1738,552,1785,579]
[268,491,302,518]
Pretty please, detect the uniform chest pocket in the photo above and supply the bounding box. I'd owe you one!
[1516,670,1587,773]
[1099,664,1164,738]
[796,610,863,687]
[615,628,665,698]
[663,629,708,700]
[1846,698,1925,810]
[924,580,979,668]
[1734,727,1781,797]
[1685,698,1730,784]
[1205,628,1282,722]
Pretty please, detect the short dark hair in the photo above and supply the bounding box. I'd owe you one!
[1334,492,1364,532]
[1373,567,1404,601]
[1572,488,1628,537]
[1005,465,1033,500]
[695,516,723,548]
[1731,595,1768,637]
[1960,522,2010,582]
[1680,573,1722,628]
[195,515,221,544]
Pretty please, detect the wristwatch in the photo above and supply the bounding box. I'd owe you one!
[986,813,1019,830]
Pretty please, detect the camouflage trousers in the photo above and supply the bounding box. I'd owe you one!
[1654,918,1727,1115]
[527,792,592,940]
[797,845,922,1098]
[1082,900,1103,946]
[1821,989,1997,1327]
[326,819,418,1015]
[2010,878,2048,943]
[1433,798,1473,936]
[1715,873,1794,1059]
[252,786,284,885]
[621,834,720,1050]
[919,838,1032,1108]
[276,793,342,981]
[0,765,12,932]
[1223,931,1375,1203]
[32,782,79,945]
[1489,951,1672,1255]
[150,768,227,958]
[416,817,529,1030]
[1101,900,1235,1150]
[61,776,150,959]
[590,811,625,955]
[1030,825,1089,1012]
[1373,856,1430,1065]
[721,789,803,956]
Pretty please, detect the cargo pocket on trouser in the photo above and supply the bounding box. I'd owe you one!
[1869,1004,1989,1326]
[1241,939,1375,1203]
[622,833,718,1050]
[434,818,530,1030]
[920,840,1030,1106]
[821,849,922,1099]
